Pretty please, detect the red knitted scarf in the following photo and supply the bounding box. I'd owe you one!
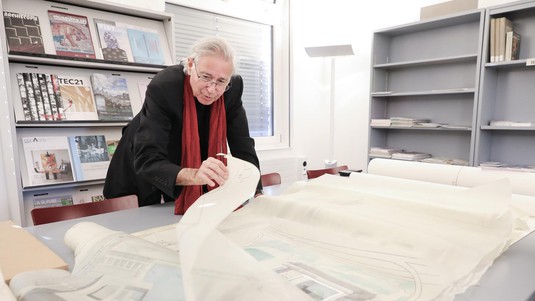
[174,75,227,215]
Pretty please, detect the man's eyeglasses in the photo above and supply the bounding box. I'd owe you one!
[194,61,231,92]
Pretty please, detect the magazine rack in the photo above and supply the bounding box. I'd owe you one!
[0,0,173,226]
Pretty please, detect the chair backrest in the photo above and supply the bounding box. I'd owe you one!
[306,165,349,179]
[261,172,282,187]
[31,195,138,226]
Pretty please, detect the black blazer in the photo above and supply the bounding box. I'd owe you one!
[103,64,262,206]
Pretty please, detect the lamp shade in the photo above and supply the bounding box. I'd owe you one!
[304,44,354,57]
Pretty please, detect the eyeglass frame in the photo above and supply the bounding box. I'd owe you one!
[193,59,232,92]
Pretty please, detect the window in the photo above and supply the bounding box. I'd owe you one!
[165,2,289,150]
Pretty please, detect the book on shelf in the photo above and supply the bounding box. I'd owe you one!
[497,16,513,62]
[505,31,521,61]
[47,10,96,59]
[32,194,74,208]
[90,73,134,121]
[57,75,98,121]
[94,18,133,62]
[21,136,75,187]
[2,11,45,54]
[490,17,496,62]
[126,25,165,65]
[68,135,111,181]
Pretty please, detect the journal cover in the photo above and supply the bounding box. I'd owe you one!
[21,136,75,187]
[3,11,45,54]
[94,18,133,62]
[68,135,110,181]
[57,75,98,121]
[90,73,133,121]
[126,26,164,65]
[48,10,96,59]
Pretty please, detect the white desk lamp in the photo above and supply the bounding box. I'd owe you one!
[305,44,355,168]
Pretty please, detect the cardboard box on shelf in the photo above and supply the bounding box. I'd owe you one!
[420,0,478,20]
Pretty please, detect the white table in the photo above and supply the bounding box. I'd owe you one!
[25,192,535,301]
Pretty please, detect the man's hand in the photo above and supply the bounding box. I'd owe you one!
[176,157,229,187]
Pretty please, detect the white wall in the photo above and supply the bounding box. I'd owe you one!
[289,0,515,172]
[0,0,518,222]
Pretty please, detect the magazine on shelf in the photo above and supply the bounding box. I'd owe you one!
[17,72,66,121]
[21,136,75,186]
[68,135,111,181]
[33,194,74,208]
[20,73,40,121]
[36,73,55,120]
[137,77,152,102]
[57,75,98,121]
[126,25,165,65]
[49,74,65,120]
[94,18,133,62]
[90,73,133,120]
[29,73,48,121]
[106,139,120,159]
[3,11,45,54]
[74,188,105,203]
[47,10,96,59]
[15,73,32,121]
[41,73,62,120]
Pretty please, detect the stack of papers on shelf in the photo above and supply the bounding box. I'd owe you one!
[414,122,442,128]
[369,147,403,158]
[480,161,507,169]
[390,117,431,127]
[490,120,535,127]
[480,162,535,173]
[421,157,469,166]
[439,124,471,130]
[370,119,392,126]
[391,151,431,161]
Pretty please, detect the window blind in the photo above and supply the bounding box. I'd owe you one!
[165,4,273,137]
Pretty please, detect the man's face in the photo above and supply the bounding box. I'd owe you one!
[188,56,232,105]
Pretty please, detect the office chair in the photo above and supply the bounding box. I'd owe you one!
[306,165,349,179]
[261,172,282,187]
[31,195,138,226]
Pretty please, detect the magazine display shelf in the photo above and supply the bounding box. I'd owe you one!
[0,0,174,226]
